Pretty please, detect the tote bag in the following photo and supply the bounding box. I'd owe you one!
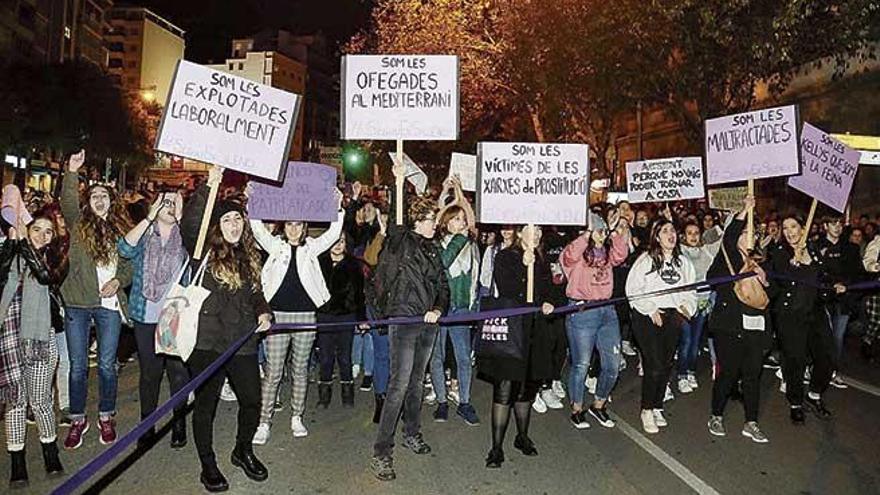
[475,296,526,361]
[155,254,211,361]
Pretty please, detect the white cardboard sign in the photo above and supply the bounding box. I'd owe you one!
[448,153,477,191]
[476,142,589,226]
[625,157,705,203]
[156,60,302,181]
[341,55,459,140]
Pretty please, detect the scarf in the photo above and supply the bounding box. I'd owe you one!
[143,224,186,302]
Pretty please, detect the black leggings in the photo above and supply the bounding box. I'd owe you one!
[492,379,540,406]
[489,379,540,451]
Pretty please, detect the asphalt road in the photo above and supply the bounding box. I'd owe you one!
[4,337,880,495]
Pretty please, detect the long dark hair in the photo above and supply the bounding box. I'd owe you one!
[77,184,132,265]
[647,218,682,272]
[205,218,263,292]
[582,231,612,266]
[780,214,806,255]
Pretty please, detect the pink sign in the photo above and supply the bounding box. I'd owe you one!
[705,105,800,185]
[247,162,338,221]
[787,123,860,213]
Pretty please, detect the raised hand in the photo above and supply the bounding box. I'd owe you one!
[68,149,86,172]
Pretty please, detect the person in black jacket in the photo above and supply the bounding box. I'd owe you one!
[369,194,449,483]
[478,225,561,469]
[180,167,273,492]
[767,214,839,425]
[316,232,366,408]
[705,196,771,443]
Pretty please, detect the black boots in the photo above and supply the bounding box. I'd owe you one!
[373,394,386,424]
[317,383,332,408]
[230,442,268,482]
[341,382,355,408]
[485,447,504,468]
[171,415,187,449]
[200,461,229,492]
[41,441,63,475]
[514,435,538,456]
[9,450,27,487]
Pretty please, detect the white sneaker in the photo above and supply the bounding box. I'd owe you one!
[532,394,548,414]
[621,340,637,356]
[220,380,237,402]
[641,409,659,434]
[678,378,693,394]
[585,376,598,395]
[352,364,361,379]
[540,389,564,409]
[290,416,308,437]
[424,387,437,404]
[688,374,698,389]
[252,422,270,445]
[552,380,566,399]
[664,384,675,402]
[653,409,668,428]
[447,381,460,405]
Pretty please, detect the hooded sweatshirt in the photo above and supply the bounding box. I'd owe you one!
[561,232,629,301]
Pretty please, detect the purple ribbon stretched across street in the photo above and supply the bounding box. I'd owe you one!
[51,269,880,494]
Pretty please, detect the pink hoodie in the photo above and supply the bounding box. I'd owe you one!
[561,233,629,301]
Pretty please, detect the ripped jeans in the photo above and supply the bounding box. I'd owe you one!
[566,303,621,405]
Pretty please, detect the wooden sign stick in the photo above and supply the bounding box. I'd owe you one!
[747,179,755,250]
[524,224,536,303]
[800,198,818,249]
[194,167,221,260]
[394,139,405,226]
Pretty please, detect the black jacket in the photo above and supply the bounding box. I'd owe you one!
[317,253,366,318]
[766,239,822,322]
[814,236,864,315]
[181,186,271,355]
[371,221,449,319]
[706,219,770,339]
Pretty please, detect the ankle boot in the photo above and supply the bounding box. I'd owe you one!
[230,442,268,481]
[199,460,228,492]
[341,382,355,408]
[41,441,64,475]
[9,450,28,487]
[317,383,332,408]
[170,415,187,449]
[373,394,386,424]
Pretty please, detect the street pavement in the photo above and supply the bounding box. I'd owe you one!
[4,337,879,495]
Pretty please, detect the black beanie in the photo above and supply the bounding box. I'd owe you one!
[211,199,247,227]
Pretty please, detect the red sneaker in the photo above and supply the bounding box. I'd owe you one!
[64,418,89,450]
[98,417,117,445]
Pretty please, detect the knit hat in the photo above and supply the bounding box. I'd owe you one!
[588,211,608,232]
[211,199,247,227]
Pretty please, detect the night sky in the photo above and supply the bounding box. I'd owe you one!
[133,0,374,62]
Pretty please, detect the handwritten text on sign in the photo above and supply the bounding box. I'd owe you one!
[341,55,459,140]
[708,186,748,211]
[787,123,860,213]
[247,162,338,222]
[625,157,704,203]
[705,105,799,185]
[477,142,589,226]
[156,60,301,181]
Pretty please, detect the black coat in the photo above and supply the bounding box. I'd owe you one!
[765,238,822,324]
[317,254,366,319]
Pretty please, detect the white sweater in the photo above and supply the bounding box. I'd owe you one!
[250,210,344,309]
[625,252,697,317]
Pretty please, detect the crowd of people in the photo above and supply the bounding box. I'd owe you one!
[1,150,878,491]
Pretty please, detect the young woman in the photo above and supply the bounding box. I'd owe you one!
[316,232,366,408]
[705,197,771,442]
[118,192,190,449]
[678,220,722,393]
[479,225,561,468]
[59,150,133,450]
[1,209,65,485]
[431,176,481,425]
[248,186,344,443]
[767,215,837,424]
[370,195,449,482]
[625,218,697,433]
[180,167,273,492]
[561,212,629,429]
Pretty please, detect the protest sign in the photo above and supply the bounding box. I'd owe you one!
[625,157,704,203]
[341,55,459,140]
[388,152,428,194]
[449,153,477,191]
[788,123,860,213]
[247,162,338,221]
[705,105,800,185]
[156,60,302,181]
[476,142,589,226]
[708,186,748,211]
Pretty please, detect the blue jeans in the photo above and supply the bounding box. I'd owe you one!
[430,308,474,405]
[566,303,620,405]
[828,308,849,366]
[65,307,122,418]
[352,331,375,376]
[371,329,390,395]
[677,308,708,378]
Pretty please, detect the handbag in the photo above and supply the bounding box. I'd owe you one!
[721,244,769,310]
[475,296,526,361]
[155,254,211,361]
